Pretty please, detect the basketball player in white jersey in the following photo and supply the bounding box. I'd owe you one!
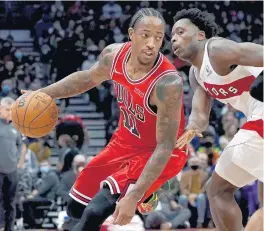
[171,8,263,231]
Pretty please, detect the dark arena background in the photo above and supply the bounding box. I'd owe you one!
[0,1,263,231]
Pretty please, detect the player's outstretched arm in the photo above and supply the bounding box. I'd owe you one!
[209,38,264,67]
[128,72,183,201]
[176,67,212,149]
[38,43,122,99]
[186,66,212,131]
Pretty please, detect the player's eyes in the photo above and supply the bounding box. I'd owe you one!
[156,37,162,41]
[142,33,148,38]
[178,30,184,35]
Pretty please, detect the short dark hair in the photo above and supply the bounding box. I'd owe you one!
[173,8,219,38]
[130,8,165,29]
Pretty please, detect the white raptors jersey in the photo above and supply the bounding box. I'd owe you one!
[195,38,264,120]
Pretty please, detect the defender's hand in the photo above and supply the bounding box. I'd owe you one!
[176,129,202,149]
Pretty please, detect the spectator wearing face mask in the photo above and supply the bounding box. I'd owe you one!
[14,49,24,67]
[0,79,17,99]
[22,161,59,228]
[197,130,221,168]
[179,157,209,228]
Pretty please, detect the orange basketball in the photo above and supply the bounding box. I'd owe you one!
[11,91,59,138]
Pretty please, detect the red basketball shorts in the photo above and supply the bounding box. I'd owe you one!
[69,139,187,206]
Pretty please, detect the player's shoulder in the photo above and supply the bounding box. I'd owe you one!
[207,37,239,62]
[99,43,125,68]
[101,43,124,58]
[207,37,232,51]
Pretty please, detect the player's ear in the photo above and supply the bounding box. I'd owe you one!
[197,30,206,41]
[128,28,134,41]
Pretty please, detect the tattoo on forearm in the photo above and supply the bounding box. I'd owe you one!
[130,73,183,199]
[41,72,96,99]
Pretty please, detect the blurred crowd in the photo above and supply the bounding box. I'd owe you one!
[0,1,263,230]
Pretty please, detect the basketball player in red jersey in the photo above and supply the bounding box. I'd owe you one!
[171,8,263,231]
[23,8,187,230]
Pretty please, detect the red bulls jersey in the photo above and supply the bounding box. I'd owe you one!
[110,42,185,149]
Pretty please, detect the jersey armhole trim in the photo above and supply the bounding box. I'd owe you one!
[110,43,128,79]
[143,70,179,116]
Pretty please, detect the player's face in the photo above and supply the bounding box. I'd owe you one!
[129,16,165,65]
[0,105,12,121]
[171,18,205,61]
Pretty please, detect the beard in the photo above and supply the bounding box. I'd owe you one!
[137,53,159,66]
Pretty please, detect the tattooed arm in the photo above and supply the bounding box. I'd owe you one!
[39,43,123,99]
[128,72,183,201]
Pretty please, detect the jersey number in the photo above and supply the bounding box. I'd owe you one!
[120,107,140,138]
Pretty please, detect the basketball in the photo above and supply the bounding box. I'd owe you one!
[11,91,59,138]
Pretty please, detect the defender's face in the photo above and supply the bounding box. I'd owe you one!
[129,16,165,65]
[171,18,202,61]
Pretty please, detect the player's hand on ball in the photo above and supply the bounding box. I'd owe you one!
[112,195,137,226]
[12,91,58,138]
[175,129,203,149]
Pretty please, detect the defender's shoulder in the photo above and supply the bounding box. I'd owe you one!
[207,37,237,61]
[207,37,228,52]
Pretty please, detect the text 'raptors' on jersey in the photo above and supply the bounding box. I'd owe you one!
[195,39,264,122]
[194,38,263,184]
